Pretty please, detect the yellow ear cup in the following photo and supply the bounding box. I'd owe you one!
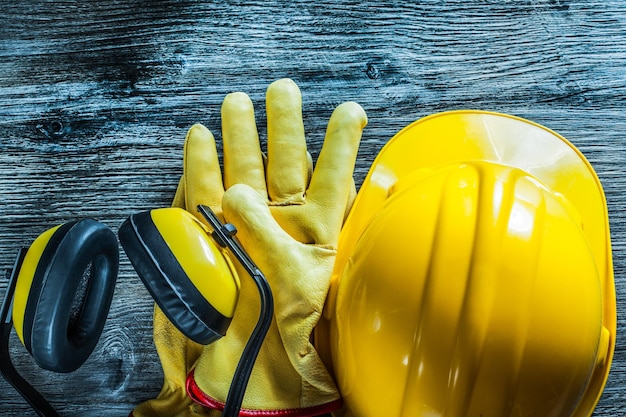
[118,208,240,345]
[13,224,62,346]
[12,220,119,373]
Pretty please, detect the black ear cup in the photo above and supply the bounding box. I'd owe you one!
[16,219,119,373]
[118,209,235,345]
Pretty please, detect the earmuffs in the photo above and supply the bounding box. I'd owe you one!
[9,207,239,374]
[1,205,272,417]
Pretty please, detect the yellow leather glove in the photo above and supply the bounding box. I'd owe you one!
[131,78,367,417]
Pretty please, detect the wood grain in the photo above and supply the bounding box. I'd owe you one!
[1,0,625,415]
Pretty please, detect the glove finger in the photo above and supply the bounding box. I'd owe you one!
[222,92,267,196]
[266,78,308,203]
[307,102,367,237]
[184,124,224,217]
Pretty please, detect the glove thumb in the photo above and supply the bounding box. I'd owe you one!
[195,184,340,415]
[222,184,334,307]
[222,183,298,266]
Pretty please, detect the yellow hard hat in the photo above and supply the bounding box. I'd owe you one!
[322,111,615,417]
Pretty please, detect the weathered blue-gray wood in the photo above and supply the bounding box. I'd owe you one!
[0,0,624,415]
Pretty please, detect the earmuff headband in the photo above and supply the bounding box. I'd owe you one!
[196,205,275,417]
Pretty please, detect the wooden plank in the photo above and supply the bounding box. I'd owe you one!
[0,0,624,415]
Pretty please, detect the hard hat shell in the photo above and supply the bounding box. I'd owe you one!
[322,111,615,417]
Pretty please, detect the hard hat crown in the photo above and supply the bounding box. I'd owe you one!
[332,161,608,416]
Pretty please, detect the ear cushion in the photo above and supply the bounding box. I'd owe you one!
[118,210,231,345]
[19,219,119,373]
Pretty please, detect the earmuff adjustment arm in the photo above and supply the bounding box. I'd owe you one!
[197,204,275,417]
[0,249,61,417]
[197,205,237,249]
[212,224,237,248]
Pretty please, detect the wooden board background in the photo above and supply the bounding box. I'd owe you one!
[0,0,624,415]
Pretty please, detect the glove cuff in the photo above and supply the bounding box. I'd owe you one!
[186,370,343,417]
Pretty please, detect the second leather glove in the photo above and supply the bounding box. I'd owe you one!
[187,79,367,416]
